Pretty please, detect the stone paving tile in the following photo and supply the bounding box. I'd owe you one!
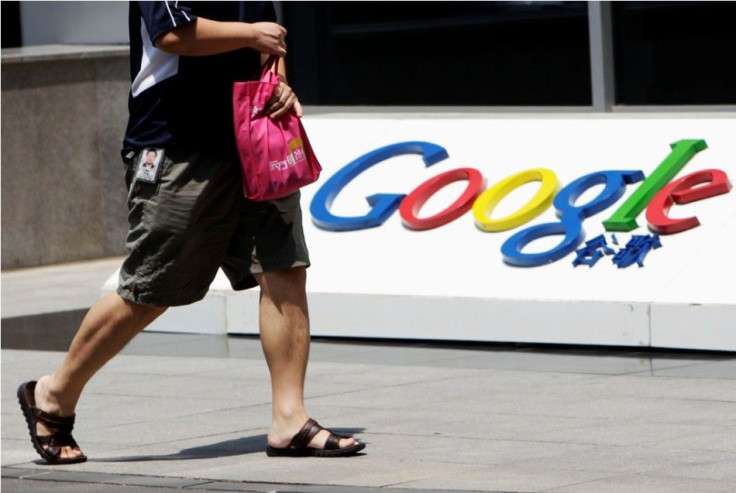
[21,469,207,488]
[2,414,31,442]
[426,350,661,375]
[653,428,736,454]
[305,362,480,387]
[391,465,616,492]
[39,394,263,433]
[72,414,267,451]
[100,354,268,376]
[4,345,736,493]
[178,457,479,488]
[366,433,601,468]
[16,453,409,488]
[631,355,736,375]
[559,419,723,448]
[119,338,239,360]
[7,437,268,479]
[640,399,736,425]
[0,257,123,318]
[402,367,599,391]
[1,467,37,479]
[413,391,649,419]
[1,439,41,467]
[2,479,221,493]
[511,444,736,477]
[641,359,736,379]
[272,486,419,493]
[302,345,476,368]
[185,481,388,492]
[300,341,407,363]
[545,473,735,493]
[647,457,736,481]
[6,441,492,489]
[515,372,736,401]
[82,374,272,402]
[1,470,482,493]
[303,386,445,411]
[417,390,736,425]
[2,350,67,375]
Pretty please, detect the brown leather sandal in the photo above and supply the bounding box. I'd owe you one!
[17,381,87,464]
[266,418,366,457]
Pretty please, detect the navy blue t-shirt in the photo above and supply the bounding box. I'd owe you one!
[123,1,277,159]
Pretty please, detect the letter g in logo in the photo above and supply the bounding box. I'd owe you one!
[310,142,449,231]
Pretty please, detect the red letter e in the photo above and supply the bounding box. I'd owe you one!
[646,169,732,234]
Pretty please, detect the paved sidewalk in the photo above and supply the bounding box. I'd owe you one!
[1,257,124,319]
[2,259,736,492]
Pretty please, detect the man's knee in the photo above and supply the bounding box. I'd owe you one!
[257,267,307,302]
[260,266,306,286]
[116,294,168,320]
[279,266,307,285]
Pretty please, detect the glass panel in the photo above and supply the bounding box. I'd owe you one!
[284,1,591,106]
[1,1,22,48]
[613,1,736,105]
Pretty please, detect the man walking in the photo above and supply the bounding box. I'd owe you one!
[18,1,364,463]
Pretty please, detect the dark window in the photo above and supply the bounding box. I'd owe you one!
[284,1,591,106]
[613,1,736,105]
[1,1,22,48]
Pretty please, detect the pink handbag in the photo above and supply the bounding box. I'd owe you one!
[233,56,322,201]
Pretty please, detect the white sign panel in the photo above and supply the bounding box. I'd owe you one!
[131,114,736,351]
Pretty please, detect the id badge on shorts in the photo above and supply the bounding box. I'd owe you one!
[134,148,165,184]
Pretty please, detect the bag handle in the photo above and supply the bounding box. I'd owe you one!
[260,55,281,81]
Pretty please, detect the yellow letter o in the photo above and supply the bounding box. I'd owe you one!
[473,168,559,232]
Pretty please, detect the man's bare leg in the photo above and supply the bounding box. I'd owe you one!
[33,292,166,459]
[258,267,357,450]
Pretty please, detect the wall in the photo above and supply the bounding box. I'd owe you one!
[19,2,128,46]
[1,46,131,269]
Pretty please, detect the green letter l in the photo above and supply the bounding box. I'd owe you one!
[602,139,708,232]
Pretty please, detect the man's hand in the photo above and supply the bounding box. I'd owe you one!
[250,22,287,56]
[266,80,303,120]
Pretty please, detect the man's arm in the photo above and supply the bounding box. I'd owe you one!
[155,18,286,57]
[261,53,288,82]
[155,15,299,120]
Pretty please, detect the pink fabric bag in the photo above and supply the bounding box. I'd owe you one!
[233,56,322,201]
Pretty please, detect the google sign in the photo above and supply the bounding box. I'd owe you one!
[310,139,731,267]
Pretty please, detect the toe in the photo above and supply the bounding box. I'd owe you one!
[340,437,357,449]
[309,430,358,451]
[60,445,82,460]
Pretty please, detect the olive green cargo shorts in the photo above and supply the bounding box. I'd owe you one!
[118,147,310,307]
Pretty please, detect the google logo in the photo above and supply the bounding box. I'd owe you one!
[310,139,732,267]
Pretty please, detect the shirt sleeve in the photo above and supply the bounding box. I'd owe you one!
[137,1,198,44]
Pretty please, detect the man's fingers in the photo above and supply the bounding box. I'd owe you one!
[265,81,300,120]
[269,99,291,119]
[269,93,298,120]
[264,41,286,57]
[267,83,291,109]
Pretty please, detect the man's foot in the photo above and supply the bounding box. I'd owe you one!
[17,377,86,463]
[267,418,365,457]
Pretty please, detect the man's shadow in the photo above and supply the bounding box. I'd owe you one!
[92,428,365,463]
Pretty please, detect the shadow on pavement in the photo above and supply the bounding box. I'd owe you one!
[93,428,365,462]
[93,435,268,462]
